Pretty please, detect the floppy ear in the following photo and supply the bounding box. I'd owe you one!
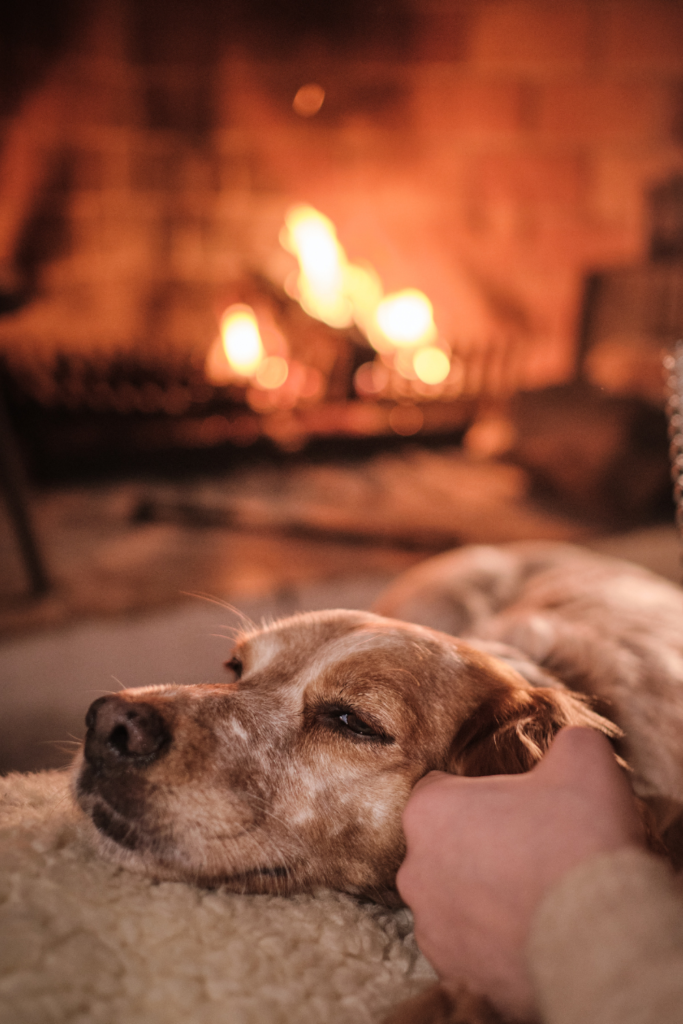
[448,684,622,777]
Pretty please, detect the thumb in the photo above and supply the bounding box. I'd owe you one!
[531,726,618,783]
[410,769,452,794]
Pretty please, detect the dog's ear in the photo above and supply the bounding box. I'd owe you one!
[448,684,622,777]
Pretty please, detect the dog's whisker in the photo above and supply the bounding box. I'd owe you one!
[228,811,304,878]
[207,629,246,647]
[181,591,257,630]
[41,736,82,748]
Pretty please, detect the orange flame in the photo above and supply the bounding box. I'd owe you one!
[220,304,264,376]
[374,289,437,349]
[205,303,267,384]
[413,346,451,384]
[255,355,289,389]
[279,204,452,393]
[280,205,352,328]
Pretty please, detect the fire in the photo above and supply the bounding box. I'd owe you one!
[280,205,353,328]
[255,355,289,390]
[205,302,301,404]
[205,304,270,385]
[375,289,437,349]
[413,345,451,385]
[280,203,453,401]
[219,305,264,376]
[204,205,461,411]
[344,263,384,339]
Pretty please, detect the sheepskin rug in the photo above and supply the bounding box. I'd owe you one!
[0,770,435,1024]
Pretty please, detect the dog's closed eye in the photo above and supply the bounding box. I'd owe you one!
[319,706,394,744]
[339,711,377,737]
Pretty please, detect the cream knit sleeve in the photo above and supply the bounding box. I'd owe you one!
[527,848,683,1024]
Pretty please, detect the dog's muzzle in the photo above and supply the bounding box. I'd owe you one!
[84,695,170,770]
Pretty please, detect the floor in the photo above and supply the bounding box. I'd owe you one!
[0,446,586,636]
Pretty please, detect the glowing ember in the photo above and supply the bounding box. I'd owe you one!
[413,345,451,384]
[205,294,315,400]
[375,289,437,348]
[220,304,264,377]
[255,355,289,390]
[292,83,325,117]
[281,205,353,328]
[354,360,390,396]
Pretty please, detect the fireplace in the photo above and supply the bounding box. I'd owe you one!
[0,0,682,483]
[2,0,683,758]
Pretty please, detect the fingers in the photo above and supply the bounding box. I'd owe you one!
[411,730,619,796]
[397,726,646,1022]
[401,728,645,882]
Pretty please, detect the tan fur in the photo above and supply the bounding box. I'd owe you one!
[74,606,618,905]
[376,541,683,842]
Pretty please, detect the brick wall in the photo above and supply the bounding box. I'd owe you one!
[0,0,682,388]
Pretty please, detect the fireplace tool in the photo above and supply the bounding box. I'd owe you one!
[0,375,50,595]
[664,340,683,578]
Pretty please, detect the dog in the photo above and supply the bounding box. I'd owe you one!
[374,540,683,843]
[73,541,683,909]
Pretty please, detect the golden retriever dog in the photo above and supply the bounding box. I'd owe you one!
[74,541,683,910]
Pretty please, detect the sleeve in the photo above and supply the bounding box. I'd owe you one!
[526,847,683,1024]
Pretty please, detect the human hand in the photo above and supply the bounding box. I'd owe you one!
[397,727,645,1022]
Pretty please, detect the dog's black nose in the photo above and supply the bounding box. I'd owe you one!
[84,695,170,767]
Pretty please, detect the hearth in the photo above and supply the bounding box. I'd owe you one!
[0,0,681,491]
[1,240,522,481]
[0,294,487,482]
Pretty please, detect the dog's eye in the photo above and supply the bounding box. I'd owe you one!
[338,711,377,737]
[224,656,243,681]
[318,704,393,743]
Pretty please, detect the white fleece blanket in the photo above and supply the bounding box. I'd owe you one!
[0,771,435,1024]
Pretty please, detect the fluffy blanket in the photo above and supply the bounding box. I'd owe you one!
[0,772,434,1024]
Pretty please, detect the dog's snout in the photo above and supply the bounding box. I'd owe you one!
[85,695,170,767]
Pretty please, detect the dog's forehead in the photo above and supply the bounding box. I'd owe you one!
[241,609,463,689]
[241,609,377,662]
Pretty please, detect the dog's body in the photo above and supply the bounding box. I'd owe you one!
[375,541,683,826]
[74,542,683,905]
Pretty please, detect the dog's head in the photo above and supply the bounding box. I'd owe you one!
[74,610,618,905]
